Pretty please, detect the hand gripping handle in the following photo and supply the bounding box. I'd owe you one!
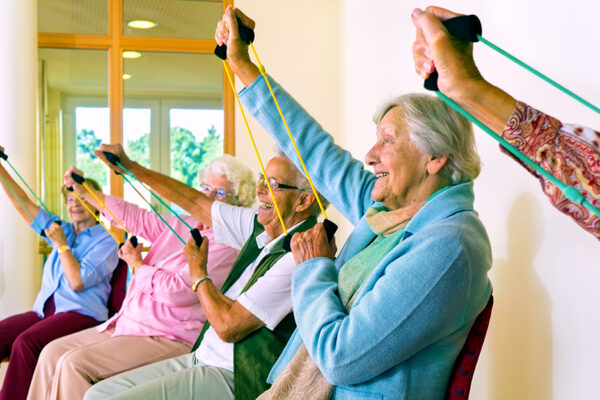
[214,18,255,60]
[119,236,138,249]
[282,219,338,252]
[102,151,123,175]
[40,220,62,238]
[71,172,85,185]
[190,228,204,247]
[423,14,482,91]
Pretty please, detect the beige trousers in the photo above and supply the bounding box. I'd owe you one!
[27,326,191,400]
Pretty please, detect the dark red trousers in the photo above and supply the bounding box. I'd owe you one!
[0,297,98,400]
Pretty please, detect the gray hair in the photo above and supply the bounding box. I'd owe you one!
[197,154,256,208]
[373,93,481,183]
[274,148,330,216]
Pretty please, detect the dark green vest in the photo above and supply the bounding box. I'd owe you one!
[192,215,317,400]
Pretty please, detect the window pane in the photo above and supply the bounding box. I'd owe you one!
[38,0,108,35]
[38,48,108,216]
[75,107,109,193]
[124,108,151,169]
[123,107,153,210]
[170,108,224,188]
[123,51,223,213]
[123,0,222,39]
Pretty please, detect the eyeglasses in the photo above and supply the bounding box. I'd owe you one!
[198,184,233,200]
[257,174,304,191]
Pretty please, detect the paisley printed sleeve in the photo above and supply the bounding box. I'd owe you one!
[501,101,600,239]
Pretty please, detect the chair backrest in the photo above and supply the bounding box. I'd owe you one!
[446,295,494,400]
[107,259,128,318]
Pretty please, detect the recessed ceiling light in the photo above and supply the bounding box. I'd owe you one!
[123,74,132,80]
[127,20,157,30]
[123,51,142,59]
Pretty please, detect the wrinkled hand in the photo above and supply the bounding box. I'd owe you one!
[411,7,483,95]
[45,222,68,248]
[215,7,255,66]
[93,143,134,175]
[184,235,209,282]
[64,166,86,196]
[118,238,143,269]
[290,223,337,265]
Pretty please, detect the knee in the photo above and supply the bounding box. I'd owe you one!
[11,331,39,357]
[37,338,64,368]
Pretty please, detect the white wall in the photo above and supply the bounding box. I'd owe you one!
[338,1,600,399]
[229,1,600,399]
[0,1,39,318]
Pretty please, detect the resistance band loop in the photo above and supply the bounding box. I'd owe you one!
[119,171,186,245]
[249,43,329,219]
[68,189,121,242]
[477,36,600,115]
[0,171,45,232]
[3,157,52,215]
[437,91,600,218]
[222,60,288,235]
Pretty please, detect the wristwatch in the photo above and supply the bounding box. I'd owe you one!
[192,276,212,292]
[58,244,71,254]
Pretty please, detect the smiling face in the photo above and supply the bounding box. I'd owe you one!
[65,193,98,225]
[364,106,433,210]
[256,157,313,238]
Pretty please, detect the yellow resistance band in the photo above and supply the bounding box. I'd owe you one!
[70,190,120,243]
[222,60,288,235]
[249,43,328,220]
[81,182,132,236]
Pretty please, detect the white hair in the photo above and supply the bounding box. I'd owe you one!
[197,154,256,207]
[273,148,329,216]
[373,93,481,183]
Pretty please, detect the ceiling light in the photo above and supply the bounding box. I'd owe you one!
[123,74,132,80]
[127,20,157,30]
[123,51,142,59]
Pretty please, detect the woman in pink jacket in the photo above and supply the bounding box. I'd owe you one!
[27,154,255,400]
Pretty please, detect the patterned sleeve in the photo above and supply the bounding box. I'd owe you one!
[501,101,600,240]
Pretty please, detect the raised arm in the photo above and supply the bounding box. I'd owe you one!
[411,6,516,134]
[0,147,40,225]
[93,143,214,226]
[216,8,376,224]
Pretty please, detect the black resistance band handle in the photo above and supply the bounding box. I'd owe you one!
[190,228,203,247]
[214,18,255,60]
[119,236,138,249]
[71,172,85,185]
[40,220,62,238]
[423,14,482,91]
[102,151,123,175]
[0,149,7,160]
[282,219,338,252]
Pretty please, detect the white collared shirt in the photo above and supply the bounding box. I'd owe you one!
[194,201,298,372]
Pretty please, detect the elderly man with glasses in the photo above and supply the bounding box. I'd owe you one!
[83,145,328,400]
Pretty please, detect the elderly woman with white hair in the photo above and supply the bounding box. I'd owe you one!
[215,8,493,400]
[27,154,255,400]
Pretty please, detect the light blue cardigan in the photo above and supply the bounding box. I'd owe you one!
[239,75,492,400]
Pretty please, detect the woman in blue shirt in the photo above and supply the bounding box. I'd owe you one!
[0,146,119,400]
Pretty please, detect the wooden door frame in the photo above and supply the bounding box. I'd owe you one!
[38,0,235,203]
